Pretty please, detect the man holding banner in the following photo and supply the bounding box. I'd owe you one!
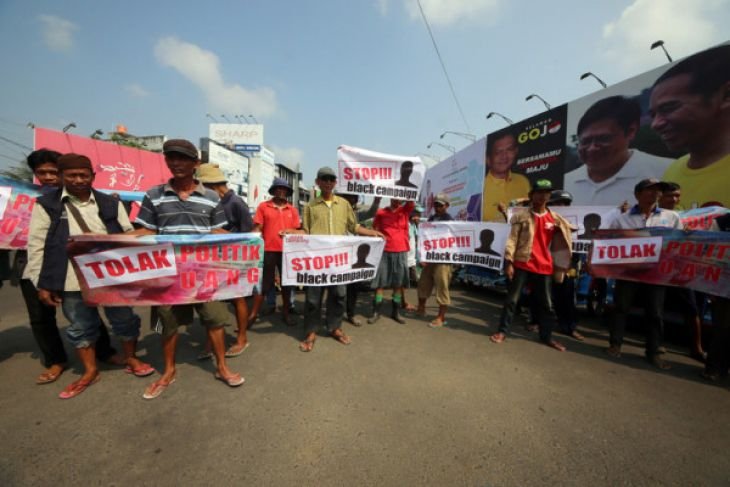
[25,154,151,399]
[299,167,384,353]
[131,139,244,398]
[605,178,683,369]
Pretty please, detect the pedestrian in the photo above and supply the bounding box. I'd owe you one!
[417,193,454,328]
[248,177,301,326]
[703,213,730,380]
[131,139,244,399]
[489,179,574,351]
[605,178,683,369]
[25,154,152,399]
[198,163,254,358]
[298,167,384,352]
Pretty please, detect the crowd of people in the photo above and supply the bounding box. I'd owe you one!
[2,76,729,399]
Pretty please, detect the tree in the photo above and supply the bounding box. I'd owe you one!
[0,164,33,183]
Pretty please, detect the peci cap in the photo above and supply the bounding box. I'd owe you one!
[197,163,227,184]
[269,177,293,196]
[531,179,553,192]
[434,192,450,205]
[316,166,337,179]
[57,153,93,172]
[163,139,199,160]
[634,178,662,193]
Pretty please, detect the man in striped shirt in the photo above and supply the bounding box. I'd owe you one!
[131,139,244,399]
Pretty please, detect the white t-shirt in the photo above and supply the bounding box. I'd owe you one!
[564,150,672,206]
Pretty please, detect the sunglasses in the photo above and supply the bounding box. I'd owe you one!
[434,202,445,208]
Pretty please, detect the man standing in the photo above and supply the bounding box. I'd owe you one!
[369,198,415,324]
[198,163,254,357]
[248,177,300,327]
[25,154,151,399]
[417,193,454,328]
[651,44,730,208]
[564,96,671,206]
[606,179,683,369]
[489,180,574,351]
[482,132,531,222]
[299,167,383,352]
[132,139,244,398]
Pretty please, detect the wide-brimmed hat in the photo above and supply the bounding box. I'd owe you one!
[269,177,293,196]
[434,192,450,205]
[197,164,227,184]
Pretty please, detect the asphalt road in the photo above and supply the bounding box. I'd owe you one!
[0,282,728,486]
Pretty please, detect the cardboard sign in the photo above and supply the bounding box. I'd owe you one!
[418,221,510,270]
[337,145,424,201]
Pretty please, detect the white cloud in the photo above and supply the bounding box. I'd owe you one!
[124,83,150,98]
[154,36,277,118]
[38,14,78,52]
[403,0,500,27]
[601,0,729,72]
[270,145,305,168]
[376,0,390,16]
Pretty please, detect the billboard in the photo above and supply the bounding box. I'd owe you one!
[247,146,275,208]
[207,143,249,196]
[208,123,264,149]
[474,41,730,221]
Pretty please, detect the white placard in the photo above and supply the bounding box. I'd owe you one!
[73,243,178,288]
[418,221,510,270]
[337,145,424,201]
[590,237,663,265]
[0,186,11,219]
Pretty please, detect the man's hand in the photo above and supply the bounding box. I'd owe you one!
[504,261,514,280]
[619,201,629,213]
[280,229,306,236]
[370,230,385,239]
[38,289,62,307]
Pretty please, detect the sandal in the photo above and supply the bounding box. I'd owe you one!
[58,375,100,399]
[143,377,176,400]
[299,338,316,352]
[36,365,67,385]
[225,342,250,358]
[331,329,351,345]
[124,362,156,377]
[428,319,446,328]
[647,355,672,370]
[546,340,566,352]
[214,372,245,387]
[489,332,506,344]
[606,346,621,358]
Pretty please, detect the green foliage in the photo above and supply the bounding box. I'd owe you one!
[0,164,33,183]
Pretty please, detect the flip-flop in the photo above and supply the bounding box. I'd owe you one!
[124,363,156,377]
[331,330,351,345]
[36,366,67,385]
[143,378,176,400]
[225,342,250,358]
[58,375,100,400]
[428,319,447,328]
[490,332,506,344]
[214,372,245,387]
[299,339,316,352]
[546,340,566,352]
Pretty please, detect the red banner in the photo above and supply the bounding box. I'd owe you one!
[34,128,169,191]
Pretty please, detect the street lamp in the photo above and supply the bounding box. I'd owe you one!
[426,142,456,155]
[221,114,232,123]
[651,40,673,63]
[440,131,476,142]
[486,112,513,125]
[62,122,76,133]
[525,94,551,110]
[580,72,607,88]
[90,129,104,138]
[206,113,219,122]
[248,114,259,124]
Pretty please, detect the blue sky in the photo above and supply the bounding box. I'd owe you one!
[0,0,728,182]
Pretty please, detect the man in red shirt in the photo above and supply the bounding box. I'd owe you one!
[368,199,415,324]
[489,179,574,351]
[249,178,301,326]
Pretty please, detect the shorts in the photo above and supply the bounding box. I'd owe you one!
[371,251,409,289]
[156,301,232,338]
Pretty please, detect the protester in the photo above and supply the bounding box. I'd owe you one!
[564,96,671,205]
[482,132,531,222]
[131,139,244,398]
[298,167,383,352]
[248,177,300,327]
[25,154,151,399]
[651,44,730,208]
[342,194,381,326]
[198,163,254,358]
[606,178,683,369]
[489,179,573,351]
[417,193,454,328]
[703,213,730,380]
[407,204,422,285]
[369,198,415,324]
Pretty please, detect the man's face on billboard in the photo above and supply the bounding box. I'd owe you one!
[487,135,518,177]
[650,73,721,151]
[577,119,635,171]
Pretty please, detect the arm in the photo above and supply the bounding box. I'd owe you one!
[356,225,384,238]
[358,197,382,221]
[24,204,50,288]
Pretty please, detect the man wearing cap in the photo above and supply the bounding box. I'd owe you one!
[298,166,384,352]
[417,193,454,328]
[606,178,683,369]
[249,177,300,326]
[131,139,244,398]
[489,179,574,351]
[198,163,254,358]
[25,154,152,399]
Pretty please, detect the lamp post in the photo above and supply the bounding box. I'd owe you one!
[440,131,476,142]
[248,114,259,124]
[416,152,440,167]
[486,112,513,125]
[221,114,232,123]
[579,72,607,88]
[650,40,673,63]
[426,142,456,156]
[90,129,104,139]
[525,94,551,110]
[206,113,219,123]
[62,122,76,133]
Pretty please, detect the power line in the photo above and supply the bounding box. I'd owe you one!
[416,0,471,132]
[0,134,32,151]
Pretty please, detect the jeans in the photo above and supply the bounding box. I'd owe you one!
[499,268,554,343]
[609,280,665,356]
[553,277,577,334]
[706,297,730,375]
[61,292,140,349]
[305,285,345,335]
[21,280,116,364]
